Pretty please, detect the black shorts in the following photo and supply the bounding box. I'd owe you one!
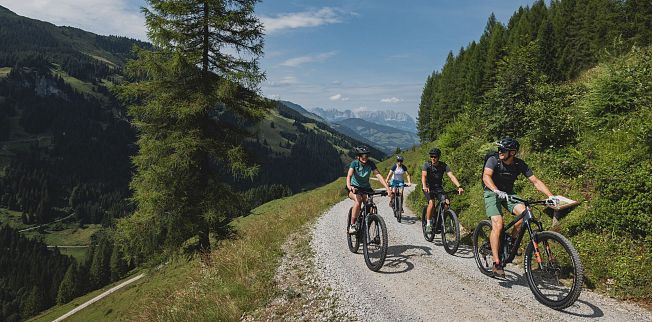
[423,188,447,204]
[345,185,374,195]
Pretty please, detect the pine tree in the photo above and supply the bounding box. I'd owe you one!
[89,238,110,289]
[56,263,77,304]
[109,244,127,282]
[116,0,268,262]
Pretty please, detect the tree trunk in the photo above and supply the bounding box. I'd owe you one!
[202,1,210,76]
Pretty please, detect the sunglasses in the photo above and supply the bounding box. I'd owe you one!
[498,147,512,153]
[429,155,439,159]
[360,154,369,158]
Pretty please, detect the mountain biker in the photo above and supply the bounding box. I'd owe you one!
[346,146,393,234]
[385,155,412,211]
[421,148,464,232]
[482,137,558,277]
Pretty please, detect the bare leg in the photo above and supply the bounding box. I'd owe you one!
[490,215,504,265]
[349,191,366,225]
[426,199,435,222]
[510,204,526,238]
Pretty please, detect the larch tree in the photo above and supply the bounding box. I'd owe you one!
[116,0,269,264]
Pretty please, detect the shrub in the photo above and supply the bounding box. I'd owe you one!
[524,83,585,151]
[587,47,652,116]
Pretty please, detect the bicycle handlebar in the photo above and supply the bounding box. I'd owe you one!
[422,188,462,196]
[389,183,411,188]
[508,196,550,206]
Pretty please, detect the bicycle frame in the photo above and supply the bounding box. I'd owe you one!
[354,191,385,243]
[501,199,545,266]
[426,189,457,227]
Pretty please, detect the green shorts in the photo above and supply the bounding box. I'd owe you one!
[483,190,523,217]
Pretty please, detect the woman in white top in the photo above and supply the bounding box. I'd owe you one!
[385,155,411,210]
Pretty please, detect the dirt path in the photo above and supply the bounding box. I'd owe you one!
[52,274,145,322]
[312,187,652,321]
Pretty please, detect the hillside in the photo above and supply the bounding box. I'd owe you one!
[414,0,652,300]
[0,4,146,232]
[236,101,386,197]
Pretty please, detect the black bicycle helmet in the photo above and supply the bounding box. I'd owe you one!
[429,148,441,157]
[497,137,520,151]
[354,146,370,155]
[396,155,404,161]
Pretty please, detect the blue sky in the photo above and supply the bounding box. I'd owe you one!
[1,0,537,118]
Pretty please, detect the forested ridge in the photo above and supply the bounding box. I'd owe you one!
[416,0,652,298]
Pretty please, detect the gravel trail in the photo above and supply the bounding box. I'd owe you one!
[312,187,652,321]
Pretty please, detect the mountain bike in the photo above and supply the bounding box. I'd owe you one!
[347,189,389,272]
[421,189,460,255]
[389,182,410,223]
[472,196,583,310]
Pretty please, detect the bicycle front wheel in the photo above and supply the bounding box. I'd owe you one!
[396,195,402,223]
[441,209,460,255]
[346,208,360,253]
[524,231,583,310]
[472,220,494,277]
[363,214,388,272]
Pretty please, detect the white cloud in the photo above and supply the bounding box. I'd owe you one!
[280,51,337,67]
[380,97,402,103]
[260,7,347,33]
[1,0,147,40]
[329,93,350,101]
[267,76,298,87]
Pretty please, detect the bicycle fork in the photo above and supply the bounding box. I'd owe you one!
[524,208,546,270]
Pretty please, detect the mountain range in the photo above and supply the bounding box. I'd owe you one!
[311,107,417,133]
[279,103,419,153]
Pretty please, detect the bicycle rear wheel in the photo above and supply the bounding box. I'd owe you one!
[472,220,494,277]
[421,206,434,242]
[346,208,360,253]
[441,209,460,255]
[524,231,583,310]
[363,214,388,272]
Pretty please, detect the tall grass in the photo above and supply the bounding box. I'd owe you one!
[127,178,347,321]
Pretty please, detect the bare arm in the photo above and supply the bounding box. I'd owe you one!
[406,171,412,185]
[346,168,354,191]
[385,170,393,184]
[447,171,464,194]
[528,175,553,197]
[482,168,498,192]
[374,169,392,193]
[421,170,428,192]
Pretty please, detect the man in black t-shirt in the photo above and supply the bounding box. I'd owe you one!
[421,148,464,232]
[482,137,558,277]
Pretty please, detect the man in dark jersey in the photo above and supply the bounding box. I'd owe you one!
[482,137,558,277]
[421,148,464,232]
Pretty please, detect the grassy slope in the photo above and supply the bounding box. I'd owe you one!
[32,178,349,321]
[404,49,652,300]
[21,224,101,245]
[0,67,10,77]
